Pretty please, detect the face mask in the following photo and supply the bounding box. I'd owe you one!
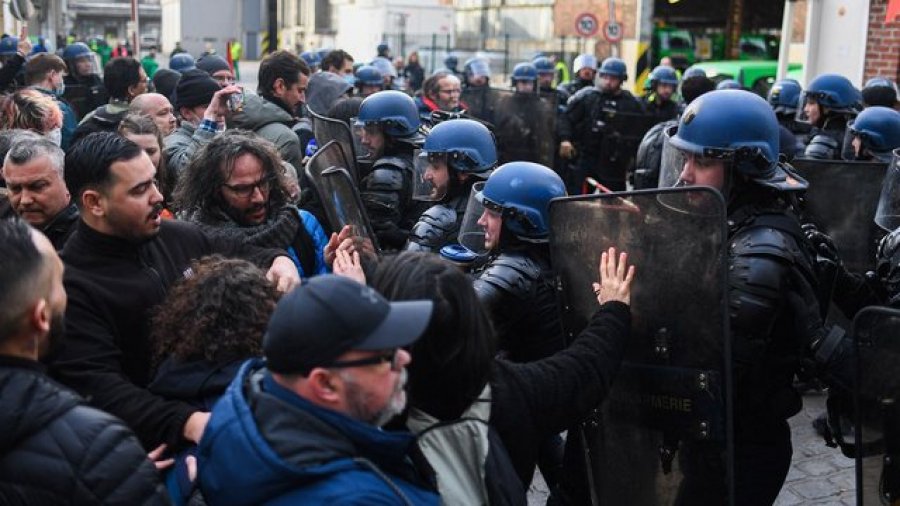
[46,128,62,146]
[343,74,356,86]
[54,80,65,97]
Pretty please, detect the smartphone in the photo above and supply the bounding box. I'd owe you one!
[227,90,245,113]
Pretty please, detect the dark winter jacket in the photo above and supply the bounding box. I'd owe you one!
[488,302,630,484]
[227,93,303,172]
[41,202,79,251]
[50,219,284,450]
[0,356,169,505]
[198,360,440,505]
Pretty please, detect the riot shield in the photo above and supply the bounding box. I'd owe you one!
[549,187,733,505]
[305,140,379,253]
[792,158,888,274]
[492,90,557,167]
[308,108,360,182]
[853,306,900,505]
[460,86,492,123]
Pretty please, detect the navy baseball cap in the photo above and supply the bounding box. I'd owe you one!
[263,275,433,374]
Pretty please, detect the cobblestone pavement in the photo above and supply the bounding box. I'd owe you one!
[527,391,857,505]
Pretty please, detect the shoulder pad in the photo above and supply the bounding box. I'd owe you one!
[803,134,840,160]
[730,225,803,264]
[363,166,405,192]
[475,252,543,298]
[373,155,413,172]
[406,205,459,251]
[567,86,598,106]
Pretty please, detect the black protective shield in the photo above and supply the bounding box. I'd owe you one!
[854,306,900,505]
[305,140,379,252]
[793,158,888,274]
[308,108,360,182]
[549,187,733,505]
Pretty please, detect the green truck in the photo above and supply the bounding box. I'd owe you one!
[686,60,803,97]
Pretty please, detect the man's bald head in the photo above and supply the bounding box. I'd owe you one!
[128,93,177,136]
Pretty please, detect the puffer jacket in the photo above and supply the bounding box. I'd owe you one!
[0,356,168,505]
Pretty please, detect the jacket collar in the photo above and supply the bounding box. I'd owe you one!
[65,219,145,261]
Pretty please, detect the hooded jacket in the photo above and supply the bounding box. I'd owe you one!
[227,93,303,172]
[198,360,439,506]
[0,356,168,505]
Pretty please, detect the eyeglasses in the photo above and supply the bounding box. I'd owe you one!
[221,179,271,198]
[438,88,462,95]
[328,349,402,372]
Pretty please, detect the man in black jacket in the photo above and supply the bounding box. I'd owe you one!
[0,217,168,504]
[49,132,300,451]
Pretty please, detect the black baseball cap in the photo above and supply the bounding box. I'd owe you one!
[263,275,433,374]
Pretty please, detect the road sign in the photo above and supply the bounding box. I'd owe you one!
[603,20,623,43]
[575,13,600,38]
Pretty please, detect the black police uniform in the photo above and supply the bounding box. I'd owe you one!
[360,149,428,251]
[63,74,108,121]
[406,179,478,253]
[558,86,645,192]
[640,93,680,124]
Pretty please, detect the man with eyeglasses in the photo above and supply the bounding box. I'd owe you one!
[415,70,465,126]
[196,54,236,88]
[49,132,300,454]
[198,274,439,505]
[176,130,329,279]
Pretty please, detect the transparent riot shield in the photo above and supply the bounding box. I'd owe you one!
[875,153,900,233]
[460,86,492,123]
[489,89,557,167]
[305,140,379,254]
[853,306,900,505]
[792,158,888,274]
[456,181,488,255]
[308,108,360,182]
[549,187,733,505]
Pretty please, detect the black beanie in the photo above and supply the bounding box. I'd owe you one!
[173,69,220,110]
[152,68,181,102]
[196,54,231,76]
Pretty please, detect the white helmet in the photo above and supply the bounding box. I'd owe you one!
[572,54,598,74]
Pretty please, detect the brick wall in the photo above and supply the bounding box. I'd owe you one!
[864,0,900,81]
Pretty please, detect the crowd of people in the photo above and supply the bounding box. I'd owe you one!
[0,34,899,505]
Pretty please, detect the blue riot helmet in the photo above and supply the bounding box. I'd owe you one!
[355,64,384,96]
[464,57,491,87]
[315,48,332,62]
[683,66,707,80]
[799,73,863,124]
[661,89,807,194]
[444,54,459,71]
[767,79,802,116]
[474,161,566,242]
[299,50,322,70]
[377,42,391,58]
[424,119,497,174]
[355,90,422,138]
[862,77,899,108]
[510,62,538,91]
[62,42,99,77]
[169,53,196,73]
[649,65,679,88]
[845,106,900,162]
[415,119,497,201]
[716,79,742,90]
[370,56,397,79]
[63,41,92,61]
[532,56,555,76]
[598,57,627,81]
[0,37,18,57]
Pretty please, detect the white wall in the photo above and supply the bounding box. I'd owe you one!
[803,0,870,87]
[160,0,181,56]
[335,0,453,63]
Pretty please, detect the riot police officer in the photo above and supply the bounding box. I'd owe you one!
[861,76,899,109]
[799,73,863,160]
[557,53,597,104]
[767,79,807,159]
[558,56,645,192]
[62,42,108,120]
[354,90,427,250]
[168,52,196,73]
[641,65,681,123]
[715,78,742,90]
[299,50,322,73]
[661,89,854,505]
[442,54,465,82]
[468,161,567,362]
[510,62,537,94]
[406,119,496,253]
[532,56,556,95]
[354,64,384,97]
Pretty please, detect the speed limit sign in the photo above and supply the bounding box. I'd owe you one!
[603,21,623,43]
[575,13,599,38]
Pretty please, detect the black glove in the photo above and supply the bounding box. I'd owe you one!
[802,223,841,266]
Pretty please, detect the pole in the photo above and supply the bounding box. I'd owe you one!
[725,0,744,59]
[267,0,278,54]
[608,0,618,57]
[131,0,140,55]
[431,33,437,74]
[776,0,795,81]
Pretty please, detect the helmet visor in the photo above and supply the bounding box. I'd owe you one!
[875,150,900,232]
[659,128,730,216]
[351,119,382,161]
[456,181,490,255]
[412,150,447,201]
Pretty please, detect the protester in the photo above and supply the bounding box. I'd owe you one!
[24,53,78,149]
[72,57,148,143]
[128,92,177,137]
[196,54,235,87]
[0,89,63,140]
[118,113,174,209]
